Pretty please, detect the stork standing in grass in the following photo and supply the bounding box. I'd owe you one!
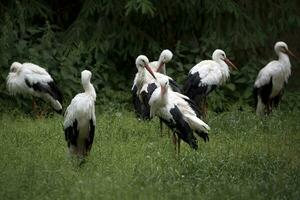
[64,70,96,159]
[254,41,297,116]
[6,62,63,114]
[149,76,210,154]
[132,55,181,120]
[183,49,237,116]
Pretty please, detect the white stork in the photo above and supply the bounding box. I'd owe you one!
[254,41,297,115]
[149,49,173,74]
[6,62,63,113]
[149,76,210,154]
[183,49,237,115]
[132,55,181,120]
[63,70,96,159]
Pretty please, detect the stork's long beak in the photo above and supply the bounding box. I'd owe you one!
[285,48,300,62]
[156,62,164,73]
[224,58,238,70]
[161,85,166,96]
[145,64,157,80]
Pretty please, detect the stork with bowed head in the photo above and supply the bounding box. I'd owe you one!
[6,62,63,114]
[183,49,237,116]
[132,55,181,120]
[149,76,210,155]
[149,49,173,74]
[254,41,298,116]
[64,70,96,161]
[132,55,157,119]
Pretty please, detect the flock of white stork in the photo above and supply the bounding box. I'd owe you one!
[6,41,296,158]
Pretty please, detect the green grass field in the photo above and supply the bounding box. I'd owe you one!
[0,107,299,200]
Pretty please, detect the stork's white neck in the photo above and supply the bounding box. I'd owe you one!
[157,61,166,74]
[217,60,230,81]
[277,52,291,68]
[137,68,146,84]
[160,87,169,105]
[83,82,96,100]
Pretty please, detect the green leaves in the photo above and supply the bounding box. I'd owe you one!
[0,0,300,112]
[125,0,156,17]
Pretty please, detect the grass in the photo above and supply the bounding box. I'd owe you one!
[0,106,299,200]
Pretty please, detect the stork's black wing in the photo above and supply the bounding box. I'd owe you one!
[183,72,216,101]
[169,79,182,93]
[140,83,158,120]
[132,84,145,118]
[253,77,273,106]
[64,119,79,147]
[169,105,198,150]
[85,119,95,152]
[25,79,63,102]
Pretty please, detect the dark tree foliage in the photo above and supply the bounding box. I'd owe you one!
[0,0,300,112]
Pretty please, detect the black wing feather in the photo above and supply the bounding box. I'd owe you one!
[169,79,182,93]
[132,85,145,118]
[85,119,95,152]
[183,72,217,101]
[64,119,79,147]
[25,79,62,102]
[169,106,198,150]
[254,77,273,106]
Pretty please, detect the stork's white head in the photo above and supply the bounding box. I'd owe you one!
[159,49,173,64]
[10,62,22,73]
[274,41,298,61]
[274,41,288,54]
[158,76,169,96]
[135,55,157,79]
[81,70,92,85]
[81,70,96,98]
[212,49,237,70]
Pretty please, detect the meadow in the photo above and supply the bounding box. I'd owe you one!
[0,106,299,200]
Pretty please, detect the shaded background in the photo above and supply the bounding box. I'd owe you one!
[0,0,299,113]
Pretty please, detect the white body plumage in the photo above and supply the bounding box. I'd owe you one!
[254,41,293,115]
[149,86,210,134]
[149,77,210,150]
[188,49,234,93]
[64,70,96,157]
[6,62,62,112]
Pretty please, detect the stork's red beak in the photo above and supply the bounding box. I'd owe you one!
[161,85,166,96]
[145,64,157,80]
[224,58,238,70]
[285,48,299,62]
[156,62,164,73]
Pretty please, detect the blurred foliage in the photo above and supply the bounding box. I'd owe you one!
[0,0,300,112]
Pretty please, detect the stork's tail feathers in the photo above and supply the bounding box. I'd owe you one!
[253,87,265,116]
[189,139,198,150]
[256,96,265,116]
[48,81,63,103]
[187,115,210,132]
[195,131,209,142]
[51,99,63,114]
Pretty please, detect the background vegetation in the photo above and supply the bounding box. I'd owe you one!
[1,2,300,199]
[0,0,300,111]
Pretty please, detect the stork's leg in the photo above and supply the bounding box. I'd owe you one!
[159,118,163,137]
[32,97,37,112]
[172,132,177,152]
[177,138,181,157]
[39,107,49,117]
[266,100,272,115]
[204,98,208,119]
